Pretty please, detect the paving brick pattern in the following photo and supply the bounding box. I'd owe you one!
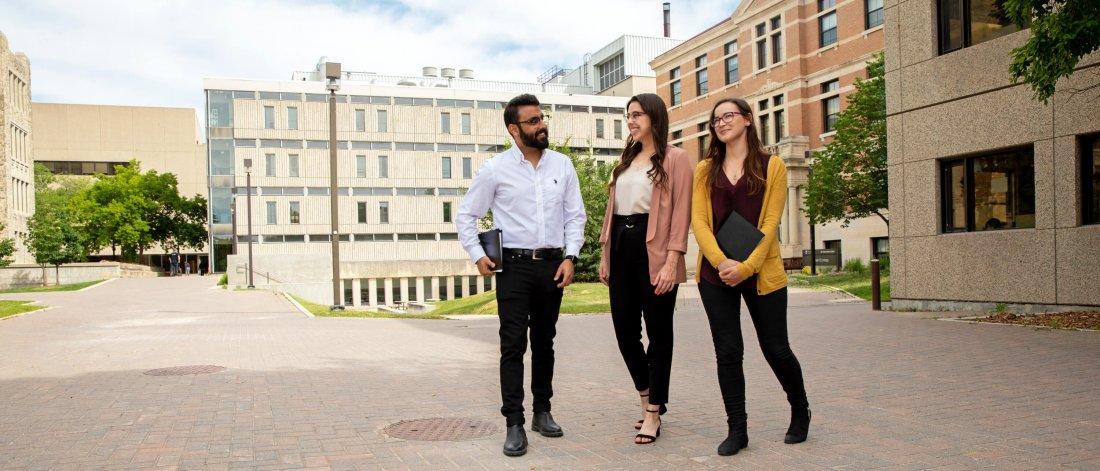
[0,277,1096,470]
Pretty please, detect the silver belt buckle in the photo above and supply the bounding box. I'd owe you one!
[531,250,542,261]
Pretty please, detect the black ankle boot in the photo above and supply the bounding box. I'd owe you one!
[784,408,810,444]
[717,422,748,456]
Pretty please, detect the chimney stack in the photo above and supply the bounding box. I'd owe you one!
[663,2,671,38]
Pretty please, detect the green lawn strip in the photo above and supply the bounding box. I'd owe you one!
[789,272,891,302]
[432,282,611,316]
[291,295,447,320]
[0,300,44,319]
[0,280,105,294]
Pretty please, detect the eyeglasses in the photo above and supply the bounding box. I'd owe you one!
[518,114,550,126]
[624,111,647,121]
[711,111,744,127]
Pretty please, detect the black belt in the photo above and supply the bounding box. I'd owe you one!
[502,247,564,261]
[613,213,649,228]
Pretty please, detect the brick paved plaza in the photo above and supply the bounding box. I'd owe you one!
[0,277,1096,470]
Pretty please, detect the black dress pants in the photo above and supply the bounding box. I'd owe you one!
[608,214,678,405]
[495,254,564,426]
[698,278,808,426]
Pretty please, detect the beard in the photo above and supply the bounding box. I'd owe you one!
[520,127,550,150]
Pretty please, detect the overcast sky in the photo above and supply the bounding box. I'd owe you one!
[1,0,738,118]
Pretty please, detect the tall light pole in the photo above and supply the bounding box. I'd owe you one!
[325,62,344,310]
[244,158,255,288]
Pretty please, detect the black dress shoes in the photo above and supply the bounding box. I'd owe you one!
[503,424,528,457]
[531,411,564,437]
[718,423,749,456]
[784,408,811,444]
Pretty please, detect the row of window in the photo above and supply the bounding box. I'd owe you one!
[38,160,128,176]
[668,0,884,106]
[237,232,461,243]
[258,199,453,226]
[595,118,624,140]
[7,124,29,166]
[232,138,503,153]
[252,153,475,180]
[10,177,30,214]
[233,186,468,197]
[940,135,1100,232]
[6,72,29,115]
[230,91,625,115]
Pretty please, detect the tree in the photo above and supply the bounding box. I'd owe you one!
[0,223,15,268]
[1004,0,1100,102]
[24,205,87,285]
[805,53,889,227]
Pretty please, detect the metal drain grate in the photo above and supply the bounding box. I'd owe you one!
[143,365,227,376]
[384,418,499,441]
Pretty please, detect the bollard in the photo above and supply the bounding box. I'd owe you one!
[870,259,881,311]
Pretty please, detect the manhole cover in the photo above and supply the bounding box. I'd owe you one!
[384,418,499,441]
[143,365,226,376]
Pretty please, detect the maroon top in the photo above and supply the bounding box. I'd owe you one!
[701,157,767,286]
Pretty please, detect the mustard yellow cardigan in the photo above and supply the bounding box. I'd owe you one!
[691,155,788,295]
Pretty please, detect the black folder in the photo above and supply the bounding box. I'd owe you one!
[478,229,503,273]
[716,211,764,262]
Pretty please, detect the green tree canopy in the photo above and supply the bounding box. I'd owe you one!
[1004,0,1100,102]
[804,53,888,227]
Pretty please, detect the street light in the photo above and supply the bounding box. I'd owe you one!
[325,62,344,310]
[244,158,255,288]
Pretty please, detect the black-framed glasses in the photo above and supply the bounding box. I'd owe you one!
[519,114,549,126]
[625,111,647,121]
[711,111,743,127]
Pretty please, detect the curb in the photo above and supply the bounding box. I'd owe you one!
[281,292,314,318]
[77,279,115,292]
[0,303,53,321]
[936,316,1098,332]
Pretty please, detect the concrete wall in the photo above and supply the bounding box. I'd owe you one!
[885,0,1100,308]
[0,262,120,288]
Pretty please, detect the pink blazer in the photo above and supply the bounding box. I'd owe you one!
[599,145,693,284]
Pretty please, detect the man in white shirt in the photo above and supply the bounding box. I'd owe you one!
[456,94,586,457]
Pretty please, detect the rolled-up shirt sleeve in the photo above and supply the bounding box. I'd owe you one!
[562,161,587,258]
[456,161,496,263]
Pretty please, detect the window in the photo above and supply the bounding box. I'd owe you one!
[695,55,709,96]
[822,80,841,133]
[462,157,472,179]
[1082,134,1100,225]
[670,68,682,106]
[443,202,453,223]
[356,155,367,178]
[756,32,768,70]
[265,153,276,177]
[771,16,783,63]
[377,110,388,132]
[289,201,301,224]
[867,0,884,28]
[939,0,1025,54]
[760,115,771,145]
[598,53,625,91]
[379,202,390,223]
[671,130,682,147]
[288,154,299,177]
[378,155,389,178]
[725,54,740,85]
[775,108,785,143]
[819,0,836,10]
[941,147,1035,232]
[287,107,298,130]
[596,119,605,139]
[442,156,452,179]
[697,135,706,160]
[461,113,471,134]
[266,202,277,224]
[614,120,623,139]
[353,109,365,132]
[820,11,838,47]
[264,106,275,129]
[441,112,451,134]
[358,202,367,223]
[871,237,889,261]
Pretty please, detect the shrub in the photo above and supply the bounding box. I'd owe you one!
[218,274,228,286]
[843,258,868,274]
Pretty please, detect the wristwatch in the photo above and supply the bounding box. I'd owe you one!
[564,255,578,263]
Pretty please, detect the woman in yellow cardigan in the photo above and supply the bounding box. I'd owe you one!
[692,98,810,456]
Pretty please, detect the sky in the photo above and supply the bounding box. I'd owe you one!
[1,0,739,119]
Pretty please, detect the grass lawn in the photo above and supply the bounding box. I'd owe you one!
[0,300,44,319]
[789,271,890,302]
[431,282,611,316]
[0,280,105,294]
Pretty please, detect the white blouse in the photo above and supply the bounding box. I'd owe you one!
[614,163,654,216]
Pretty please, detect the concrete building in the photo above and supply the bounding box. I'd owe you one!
[206,59,628,307]
[649,0,888,268]
[31,102,209,269]
[885,0,1100,310]
[0,31,34,264]
[547,35,684,97]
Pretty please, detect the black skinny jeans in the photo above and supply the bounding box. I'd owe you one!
[609,214,678,406]
[698,278,808,426]
[495,254,564,426]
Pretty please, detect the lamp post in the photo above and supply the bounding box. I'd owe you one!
[805,150,817,276]
[325,62,344,310]
[244,158,255,288]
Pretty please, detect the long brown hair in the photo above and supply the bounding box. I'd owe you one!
[611,93,670,190]
[703,97,769,195]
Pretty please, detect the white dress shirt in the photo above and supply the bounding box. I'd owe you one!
[456,146,587,263]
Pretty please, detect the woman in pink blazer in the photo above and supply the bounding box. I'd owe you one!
[598,93,693,445]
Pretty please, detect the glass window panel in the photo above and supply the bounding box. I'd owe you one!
[726,56,739,84]
[379,202,389,223]
[1085,136,1100,224]
[377,110,388,132]
[266,201,277,224]
[378,155,389,178]
[969,0,1023,45]
[696,69,708,96]
[288,155,299,177]
[358,202,367,223]
[442,156,452,179]
[207,90,233,127]
[211,188,232,224]
[939,0,966,53]
[210,139,234,176]
[356,155,367,178]
[670,81,682,105]
[973,150,1035,230]
[461,113,471,134]
[287,107,298,130]
[441,112,451,134]
[355,109,366,131]
[264,106,275,129]
[289,201,300,224]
